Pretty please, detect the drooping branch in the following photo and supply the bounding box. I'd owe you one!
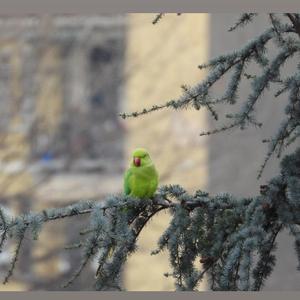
[286,13,300,37]
[0,148,299,290]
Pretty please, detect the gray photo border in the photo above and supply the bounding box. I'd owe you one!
[0,0,299,13]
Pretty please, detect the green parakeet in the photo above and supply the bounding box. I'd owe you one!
[124,148,159,198]
[95,148,159,271]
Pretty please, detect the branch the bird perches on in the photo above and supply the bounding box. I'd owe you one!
[0,148,299,290]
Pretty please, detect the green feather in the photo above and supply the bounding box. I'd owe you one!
[124,148,159,199]
[124,169,132,195]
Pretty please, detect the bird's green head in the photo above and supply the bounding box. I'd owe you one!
[131,148,152,168]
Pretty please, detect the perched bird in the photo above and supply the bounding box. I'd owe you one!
[124,148,159,198]
[95,148,159,276]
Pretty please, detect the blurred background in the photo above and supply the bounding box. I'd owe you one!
[0,14,298,291]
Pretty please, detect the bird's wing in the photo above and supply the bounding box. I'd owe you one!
[124,168,132,195]
[150,167,159,192]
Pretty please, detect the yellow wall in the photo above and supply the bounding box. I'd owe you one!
[124,13,210,291]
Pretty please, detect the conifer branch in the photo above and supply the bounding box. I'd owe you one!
[121,13,300,177]
[0,208,8,253]
[152,13,165,25]
[228,13,257,32]
[3,224,28,284]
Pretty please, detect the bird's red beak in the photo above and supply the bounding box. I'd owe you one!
[133,157,141,167]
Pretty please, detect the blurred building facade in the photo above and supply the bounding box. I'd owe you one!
[0,15,125,290]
